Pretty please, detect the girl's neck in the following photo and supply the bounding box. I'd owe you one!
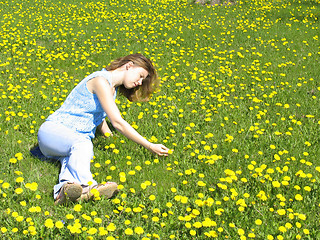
[110,67,125,88]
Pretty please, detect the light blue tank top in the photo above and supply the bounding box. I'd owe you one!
[46,69,117,139]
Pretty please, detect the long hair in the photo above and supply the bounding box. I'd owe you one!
[106,53,159,102]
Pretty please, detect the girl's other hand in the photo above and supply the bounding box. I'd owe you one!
[149,144,171,156]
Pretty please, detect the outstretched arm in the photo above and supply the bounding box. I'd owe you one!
[90,77,170,156]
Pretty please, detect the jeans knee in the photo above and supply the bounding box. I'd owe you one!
[71,141,94,159]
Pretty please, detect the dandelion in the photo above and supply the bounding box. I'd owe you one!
[193,222,202,228]
[197,181,206,187]
[152,216,159,222]
[25,182,38,191]
[192,209,200,216]
[2,182,10,189]
[15,153,23,160]
[304,186,311,191]
[149,195,156,201]
[44,219,54,228]
[277,209,286,215]
[74,204,82,212]
[285,222,292,229]
[125,228,133,235]
[55,221,64,229]
[107,223,116,232]
[279,226,287,233]
[272,181,281,188]
[16,216,24,222]
[298,214,306,220]
[248,232,255,238]
[87,228,97,235]
[98,227,108,236]
[94,218,102,224]
[66,214,74,219]
[181,196,188,204]
[295,194,303,201]
[303,229,310,234]
[15,188,23,194]
[255,219,262,225]
[134,226,144,235]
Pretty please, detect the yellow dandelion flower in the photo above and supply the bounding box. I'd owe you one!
[66,214,74,219]
[277,209,286,215]
[15,188,23,194]
[197,181,206,187]
[298,214,306,220]
[193,222,202,228]
[149,195,156,201]
[125,228,133,235]
[55,221,64,229]
[248,232,255,238]
[74,204,82,212]
[134,227,144,235]
[272,181,281,188]
[44,219,54,228]
[2,182,10,189]
[94,218,102,224]
[87,228,97,235]
[295,194,303,201]
[255,219,262,225]
[152,216,159,222]
[107,223,116,232]
[279,226,287,233]
[238,228,245,236]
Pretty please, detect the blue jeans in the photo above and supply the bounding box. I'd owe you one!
[38,121,97,199]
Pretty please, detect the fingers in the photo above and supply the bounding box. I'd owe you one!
[157,144,172,156]
[148,143,172,157]
[161,145,170,151]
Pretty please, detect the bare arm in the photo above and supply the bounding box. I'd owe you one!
[91,77,169,156]
[97,119,113,137]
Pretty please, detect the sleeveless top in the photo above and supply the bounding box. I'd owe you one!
[46,69,117,139]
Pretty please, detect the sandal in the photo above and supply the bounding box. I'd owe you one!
[54,182,82,205]
[79,182,119,201]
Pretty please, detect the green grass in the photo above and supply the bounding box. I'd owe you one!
[0,0,320,239]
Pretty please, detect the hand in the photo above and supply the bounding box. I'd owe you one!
[149,143,171,156]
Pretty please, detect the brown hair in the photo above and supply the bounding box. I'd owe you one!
[106,53,159,102]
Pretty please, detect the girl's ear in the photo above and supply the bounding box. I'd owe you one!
[125,61,134,70]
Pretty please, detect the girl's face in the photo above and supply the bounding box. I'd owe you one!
[123,64,149,89]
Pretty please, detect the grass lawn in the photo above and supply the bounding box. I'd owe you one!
[0,0,319,239]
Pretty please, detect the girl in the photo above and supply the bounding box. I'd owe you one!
[37,53,170,205]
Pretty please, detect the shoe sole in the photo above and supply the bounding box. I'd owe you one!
[97,182,119,199]
[79,182,119,201]
[55,183,82,205]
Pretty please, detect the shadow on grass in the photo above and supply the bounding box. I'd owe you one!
[29,145,61,197]
[29,144,60,165]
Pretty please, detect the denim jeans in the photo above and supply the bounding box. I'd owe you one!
[38,121,97,199]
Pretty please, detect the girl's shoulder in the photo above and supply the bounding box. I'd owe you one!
[83,69,111,83]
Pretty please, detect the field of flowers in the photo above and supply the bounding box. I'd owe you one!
[0,0,319,239]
